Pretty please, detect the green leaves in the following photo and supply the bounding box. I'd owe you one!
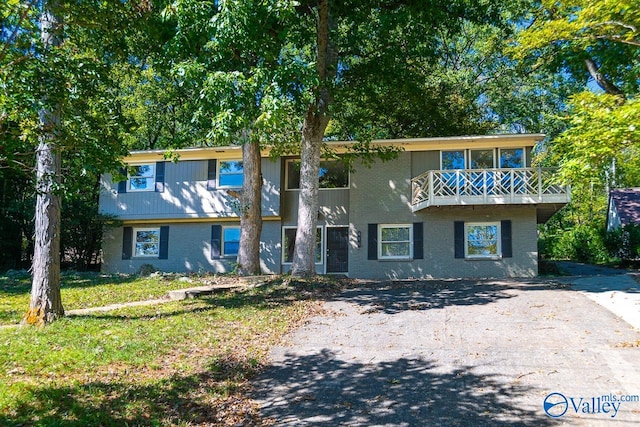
[511,0,639,94]
[551,92,640,186]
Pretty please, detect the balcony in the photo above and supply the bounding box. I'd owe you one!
[411,167,570,214]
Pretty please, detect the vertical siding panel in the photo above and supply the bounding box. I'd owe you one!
[261,158,280,217]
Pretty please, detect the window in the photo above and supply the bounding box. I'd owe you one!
[378,224,413,260]
[286,159,349,190]
[282,227,323,263]
[469,149,495,169]
[134,228,160,257]
[499,148,524,168]
[465,222,500,258]
[218,160,244,187]
[441,150,466,170]
[128,164,155,192]
[223,227,240,256]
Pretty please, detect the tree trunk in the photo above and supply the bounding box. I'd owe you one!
[291,0,335,277]
[23,0,64,325]
[291,121,323,276]
[236,140,263,276]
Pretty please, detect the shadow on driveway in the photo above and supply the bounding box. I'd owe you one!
[253,276,640,425]
[333,279,568,314]
[255,349,552,426]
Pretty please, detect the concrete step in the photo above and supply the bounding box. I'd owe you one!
[166,275,272,301]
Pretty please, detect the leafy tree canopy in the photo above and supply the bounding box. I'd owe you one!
[511,0,639,95]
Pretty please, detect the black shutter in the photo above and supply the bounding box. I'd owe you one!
[122,227,132,259]
[211,225,221,259]
[454,221,465,259]
[207,160,217,190]
[117,167,127,194]
[367,223,378,260]
[155,161,165,193]
[413,222,423,259]
[501,220,512,258]
[159,226,169,259]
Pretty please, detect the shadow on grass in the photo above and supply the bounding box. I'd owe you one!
[254,349,553,426]
[64,277,575,321]
[66,279,335,321]
[0,273,142,296]
[0,355,262,426]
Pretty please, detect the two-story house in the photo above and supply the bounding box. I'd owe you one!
[99,133,570,279]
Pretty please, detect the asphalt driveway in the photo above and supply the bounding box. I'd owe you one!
[253,276,640,426]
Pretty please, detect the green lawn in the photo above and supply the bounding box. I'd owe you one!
[0,272,193,325]
[0,273,337,426]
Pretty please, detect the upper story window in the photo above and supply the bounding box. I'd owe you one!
[469,149,495,169]
[499,148,525,168]
[465,222,500,259]
[128,164,155,192]
[286,159,349,190]
[218,160,244,188]
[442,148,526,170]
[441,150,466,170]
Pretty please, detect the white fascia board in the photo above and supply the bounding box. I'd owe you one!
[123,133,546,162]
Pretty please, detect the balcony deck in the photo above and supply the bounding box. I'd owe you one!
[411,168,570,217]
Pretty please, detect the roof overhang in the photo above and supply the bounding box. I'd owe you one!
[124,133,546,162]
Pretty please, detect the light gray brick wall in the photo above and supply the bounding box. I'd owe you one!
[347,152,538,279]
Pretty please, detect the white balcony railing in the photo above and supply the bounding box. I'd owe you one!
[411,167,570,212]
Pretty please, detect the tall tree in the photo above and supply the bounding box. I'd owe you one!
[513,0,640,187]
[291,0,336,276]
[162,0,301,275]
[24,0,65,325]
[512,0,640,260]
[291,0,542,276]
[2,0,152,323]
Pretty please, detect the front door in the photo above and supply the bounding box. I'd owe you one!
[326,227,349,273]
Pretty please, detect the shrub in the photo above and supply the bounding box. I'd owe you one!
[605,224,640,260]
[539,223,609,263]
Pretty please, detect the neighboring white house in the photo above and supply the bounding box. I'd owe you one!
[98,134,571,279]
[606,188,640,232]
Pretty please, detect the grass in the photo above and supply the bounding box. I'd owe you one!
[0,273,342,426]
[0,271,215,325]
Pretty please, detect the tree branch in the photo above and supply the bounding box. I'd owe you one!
[595,35,640,47]
[0,0,39,64]
[593,20,637,33]
[584,57,625,98]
